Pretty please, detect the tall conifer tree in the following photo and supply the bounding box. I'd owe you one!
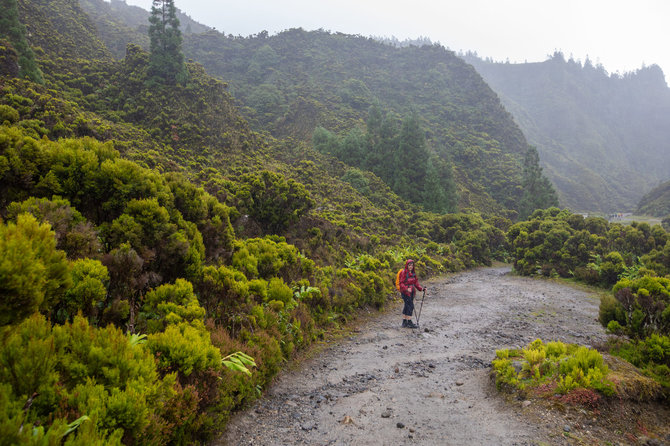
[519,146,559,219]
[394,113,428,199]
[148,0,188,84]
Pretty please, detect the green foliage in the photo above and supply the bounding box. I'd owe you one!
[267,277,293,306]
[608,334,670,390]
[312,111,458,214]
[221,351,256,376]
[148,0,188,85]
[6,196,101,260]
[518,146,559,219]
[0,213,70,326]
[599,294,626,329]
[0,0,44,83]
[140,278,206,333]
[492,339,614,397]
[0,314,184,443]
[508,208,669,282]
[603,276,670,338]
[58,258,108,323]
[235,170,314,233]
[0,104,20,123]
[232,237,311,281]
[146,321,222,377]
[197,264,250,321]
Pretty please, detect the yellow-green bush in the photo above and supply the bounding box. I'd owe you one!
[492,339,614,396]
[0,214,70,326]
[0,314,191,443]
[146,321,222,377]
[267,277,293,305]
[140,279,206,333]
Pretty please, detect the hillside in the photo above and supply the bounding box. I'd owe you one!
[465,52,670,214]
[78,0,210,59]
[1,0,669,444]
[17,0,110,61]
[637,178,670,218]
[79,0,559,217]
[4,1,514,442]
[184,29,543,216]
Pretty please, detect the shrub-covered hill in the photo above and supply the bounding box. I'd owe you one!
[1,1,667,442]
[17,0,110,61]
[465,52,670,214]
[637,178,670,218]
[0,2,521,441]
[181,29,538,216]
[78,0,557,217]
[78,0,210,59]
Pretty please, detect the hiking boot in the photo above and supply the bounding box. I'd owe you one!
[401,319,408,327]
[406,320,418,329]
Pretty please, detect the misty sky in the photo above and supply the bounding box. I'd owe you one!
[121,0,670,85]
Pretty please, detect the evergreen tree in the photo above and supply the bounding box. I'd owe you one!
[519,146,559,219]
[364,106,397,184]
[422,156,458,214]
[0,0,43,83]
[339,127,367,163]
[422,156,447,213]
[393,113,428,200]
[148,0,188,84]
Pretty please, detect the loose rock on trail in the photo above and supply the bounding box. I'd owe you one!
[215,266,611,445]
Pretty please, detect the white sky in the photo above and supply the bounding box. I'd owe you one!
[122,0,670,85]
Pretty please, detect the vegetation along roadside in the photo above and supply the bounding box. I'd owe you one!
[0,0,669,444]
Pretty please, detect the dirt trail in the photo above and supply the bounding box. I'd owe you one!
[216,266,609,445]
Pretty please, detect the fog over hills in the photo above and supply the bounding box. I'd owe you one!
[465,52,670,214]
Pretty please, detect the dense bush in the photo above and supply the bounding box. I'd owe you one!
[508,208,668,283]
[0,315,174,443]
[598,276,670,338]
[607,334,670,390]
[0,213,70,326]
[0,9,535,442]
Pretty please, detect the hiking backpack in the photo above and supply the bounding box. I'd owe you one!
[395,269,403,291]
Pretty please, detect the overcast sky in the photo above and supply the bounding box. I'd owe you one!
[122,0,670,85]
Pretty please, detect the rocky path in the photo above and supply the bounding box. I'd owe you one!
[215,266,608,445]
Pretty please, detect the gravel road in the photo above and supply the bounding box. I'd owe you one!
[215,266,609,445]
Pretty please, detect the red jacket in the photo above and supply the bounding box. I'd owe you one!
[399,259,423,296]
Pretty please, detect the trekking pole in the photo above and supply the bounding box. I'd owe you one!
[415,289,426,328]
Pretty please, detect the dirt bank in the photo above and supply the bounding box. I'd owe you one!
[215,266,668,445]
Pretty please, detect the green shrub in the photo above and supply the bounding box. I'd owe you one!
[0,314,185,443]
[600,251,626,286]
[59,258,109,323]
[146,321,222,377]
[492,340,614,397]
[198,264,250,319]
[611,276,670,337]
[609,334,670,389]
[140,279,206,333]
[0,214,70,326]
[267,277,293,305]
[0,104,20,124]
[268,300,284,312]
[607,320,624,335]
[598,294,626,329]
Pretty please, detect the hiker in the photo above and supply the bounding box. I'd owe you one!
[398,259,425,328]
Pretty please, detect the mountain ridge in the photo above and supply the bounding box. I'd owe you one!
[465,52,670,213]
[79,0,547,216]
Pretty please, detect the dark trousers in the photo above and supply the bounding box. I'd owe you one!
[401,292,414,316]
